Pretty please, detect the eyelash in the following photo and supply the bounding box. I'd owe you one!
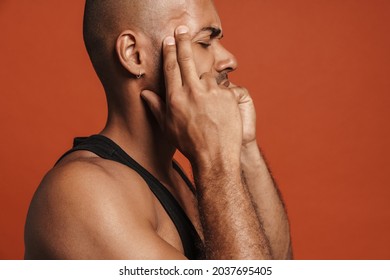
[199,42,211,48]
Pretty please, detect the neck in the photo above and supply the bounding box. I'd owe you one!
[100,83,176,182]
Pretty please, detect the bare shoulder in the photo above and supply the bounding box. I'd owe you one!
[25,152,185,259]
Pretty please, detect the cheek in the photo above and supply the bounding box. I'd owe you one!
[192,47,214,76]
[144,46,165,97]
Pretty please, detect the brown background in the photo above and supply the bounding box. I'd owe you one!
[0,0,389,259]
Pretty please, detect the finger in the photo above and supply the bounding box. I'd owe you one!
[141,90,166,130]
[200,72,218,87]
[229,86,251,104]
[228,82,237,88]
[162,36,182,95]
[174,25,199,86]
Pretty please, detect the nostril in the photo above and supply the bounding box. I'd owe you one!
[225,67,234,73]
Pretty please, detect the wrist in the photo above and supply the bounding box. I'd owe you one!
[240,139,263,169]
[189,141,241,169]
[193,150,240,171]
[241,139,261,160]
[191,150,241,187]
[242,139,259,150]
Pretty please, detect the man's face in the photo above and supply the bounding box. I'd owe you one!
[147,0,237,93]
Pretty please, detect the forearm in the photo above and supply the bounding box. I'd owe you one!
[193,155,272,260]
[241,140,291,259]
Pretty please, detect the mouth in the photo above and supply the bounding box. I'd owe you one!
[221,79,231,87]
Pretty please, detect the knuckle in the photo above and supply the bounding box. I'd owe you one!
[209,87,220,96]
[226,89,237,100]
[190,85,203,96]
[202,74,218,89]
[177,54,192,62]
[200,72,213,79]
[168,91,183,106]
[231,87,240,95]
[234,85,248,94]
[200,73,215,85]
[240,86,249,94]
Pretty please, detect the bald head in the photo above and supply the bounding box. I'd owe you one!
[83,0,161,47]
[83,0,221,95]
[83,0,169,85]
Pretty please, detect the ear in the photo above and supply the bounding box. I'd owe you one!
[116,31,144,78]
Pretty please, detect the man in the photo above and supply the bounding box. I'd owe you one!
[25,0,291,259]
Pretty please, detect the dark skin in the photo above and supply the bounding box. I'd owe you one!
[25,0,291,259]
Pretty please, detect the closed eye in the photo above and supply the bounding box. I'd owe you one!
[198,41,211,48]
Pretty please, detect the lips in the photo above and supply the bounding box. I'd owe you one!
[221,80,231,87]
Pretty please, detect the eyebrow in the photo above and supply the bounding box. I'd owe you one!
[196,26,223,39]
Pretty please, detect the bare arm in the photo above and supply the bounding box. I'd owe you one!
[234,85,292,259]
[193,156,271,259]
[241,141,292,259]
[141,25,272,259]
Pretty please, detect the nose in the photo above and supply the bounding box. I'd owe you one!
[214,43,238,74]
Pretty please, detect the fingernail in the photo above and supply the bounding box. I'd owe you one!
[176,25,189,34]
[165,36,175,46]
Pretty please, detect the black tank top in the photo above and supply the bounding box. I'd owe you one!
[56,134,204,259]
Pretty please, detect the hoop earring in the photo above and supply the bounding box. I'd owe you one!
[136,70,143,79]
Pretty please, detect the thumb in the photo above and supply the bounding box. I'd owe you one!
[230,86,251,104]
[141,90,166,130]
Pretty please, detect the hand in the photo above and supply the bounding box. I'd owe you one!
[229,85,257,146]
[141,25,243,164]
